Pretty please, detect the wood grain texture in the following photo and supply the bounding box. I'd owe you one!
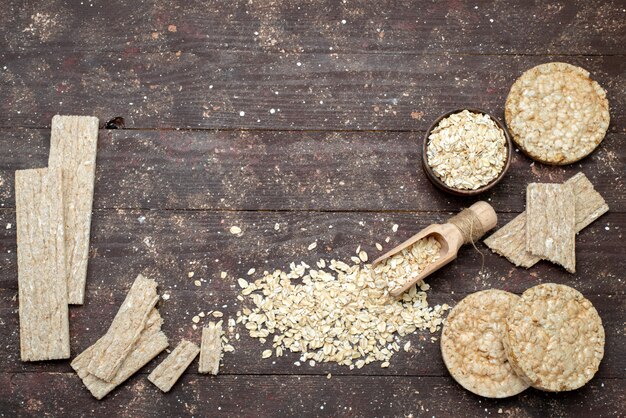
[0,130,624,213]
[0,52,624,131]
[2,0,625,55]
[48,115,99,304]
[15,167,70,361]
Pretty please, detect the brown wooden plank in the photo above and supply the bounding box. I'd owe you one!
[2,0,625,55]
[0,129,623,212]
[0,288,623,380]
[0,372,623,417]
[0,209,622,295]
[1,52,624,131]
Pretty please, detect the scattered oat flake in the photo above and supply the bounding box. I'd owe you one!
[247,268,255,276]
[404,341,411,352]
[192,316,200,323]
[376,243,383,251]
[198,312,205,317]
[238,278,249,288]
[229,226,242,235]
[162,293,170,301]
[392,224,399,232]
[194,280,201,287]
[308,242,317,250]
[262,350,272,359]
[212,311,223,318]
[358,251,368,262]
[220,271,227,279]
[187,272,194,278]
[168,24,177,32]
[6,223,11,229]
[327,373,332,379]
[274,223,280,230]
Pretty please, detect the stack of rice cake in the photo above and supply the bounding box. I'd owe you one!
[441,284,604,398]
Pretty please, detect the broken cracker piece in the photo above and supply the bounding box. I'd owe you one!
[199,322,223,375]
[48,115,99,305]
[72,309,168,399]
[148,340,200,392]
[484,173,607,268]
[526,183,576,272]
[16,168,70,361]
[86,274,159,382]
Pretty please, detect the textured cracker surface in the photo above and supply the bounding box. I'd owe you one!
[484,173,608,268]
[72,309,168,399]
[441,289,528,398]
[86,274,159,382]
[15,168,70,361]
[526,183,576,273]
[48,115,99,305]
[148,340,200,393]
[505,62,609,165]
[199,322,223,375]
[505,283,605,392]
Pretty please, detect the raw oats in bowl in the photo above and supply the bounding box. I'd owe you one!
[423,109,512,196]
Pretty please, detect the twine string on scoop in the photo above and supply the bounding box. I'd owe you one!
[448,207,486,273]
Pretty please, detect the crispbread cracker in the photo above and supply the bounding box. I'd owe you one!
[505,62,609,165]
[16,168,70,361]
[86,274,159,382]
[504,284,604,392]
[199,322,223,375]
[441,290,529,398]
[48,115,99,304]
[484,172,608,268]
[72,309,168,399]
[148,340,200,392]
[526,183,576,273]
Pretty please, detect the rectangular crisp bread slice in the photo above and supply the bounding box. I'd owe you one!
[148,340,200,393]
[15,168,70,361]
[48,115,99,305]
[86,274,159,382]
[199,322,223,375]
[526,183,576,273]
[72,309,168,399]
[484,172,608,268]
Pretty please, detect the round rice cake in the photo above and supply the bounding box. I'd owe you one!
[504,283,605,392]
[505,62,610,165]
[441,289,529,398]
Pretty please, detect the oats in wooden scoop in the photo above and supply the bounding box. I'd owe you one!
[426,110,508,190]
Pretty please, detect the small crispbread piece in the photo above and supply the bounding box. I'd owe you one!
[505,62,609,165]
[86,274,159,382]
[199,322,223,375]
[441,290,529,398]
[526,183,576,273]
[484,172,607,268]
[72,309,168,399]
[504,284,605,392]
[148,340,200,392]
[48,115,99,304]
[16,168,70,361]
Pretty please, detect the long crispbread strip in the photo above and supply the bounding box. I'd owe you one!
[199,322,223,375]
[148,340,200,392]
[526,183,576,272]
[484,173,608,268]
[16,167,70,361]
[48,115,99,305]
[441,290,529,398]
[72,309,168,399]
[86,274,159,382]
[504,284,604,392]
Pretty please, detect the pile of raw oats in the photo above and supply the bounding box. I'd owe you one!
[373,236,441,293]
[426,110,507,190]
[236,249,449,369]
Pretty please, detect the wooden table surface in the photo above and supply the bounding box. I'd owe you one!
[1,1,625,416]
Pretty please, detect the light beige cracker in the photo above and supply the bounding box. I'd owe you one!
[526,183,576,273]
[16,168,70,361]
[199,322,223,375]
[504,284,604,392]
[86,274,159,382]
[148,340,200,392]
[48,115,99,304]
[484,172,607,268]
[72,309,168,399]
[441,289,529,398]
[505,62,609,165]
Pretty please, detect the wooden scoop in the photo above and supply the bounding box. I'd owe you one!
[372,201,497,297]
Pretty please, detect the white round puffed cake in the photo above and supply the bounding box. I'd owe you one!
[505,62,610,165]
[504,283,605,392]
[440,289,529,398]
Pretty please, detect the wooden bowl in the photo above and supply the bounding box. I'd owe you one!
[422,108,512,197]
